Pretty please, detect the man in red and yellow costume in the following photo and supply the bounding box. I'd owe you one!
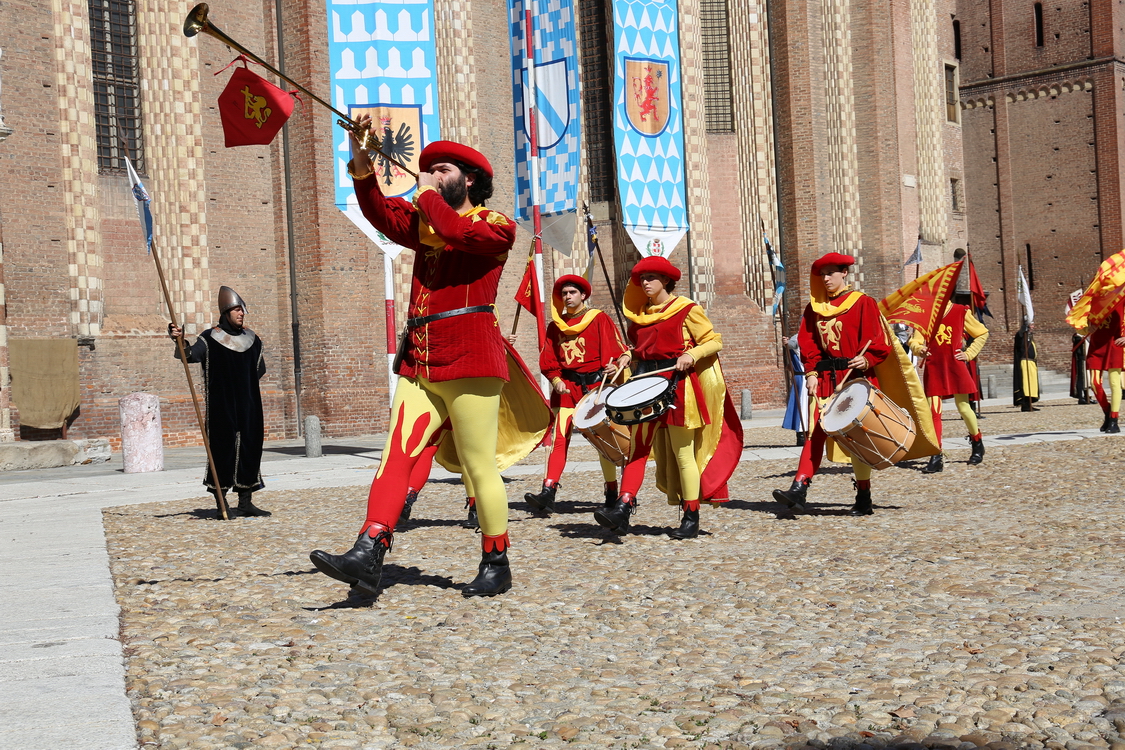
[598,256,743,539]
[310,120,548,598]
[772,253,938,515]
[909,295,989,472]
[1084,303,1124,433]
[525,275,628,513]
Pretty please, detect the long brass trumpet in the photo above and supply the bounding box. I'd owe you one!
[183,3,417,178]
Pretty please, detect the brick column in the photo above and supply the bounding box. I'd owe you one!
[0,47,10,439]
[1091,62,1125,261]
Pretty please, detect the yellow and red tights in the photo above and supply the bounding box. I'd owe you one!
[406,431,476,509]
[620,420,701,509]
[929,394,981,446]
[544,406,618,487]
[1091,369,1122,417]
[794,401,872,487]
[361,375,507,548]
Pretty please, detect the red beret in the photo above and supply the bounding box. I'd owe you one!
[419,140,493,178]
[811,252,856,275]
[554,274,591,297]
[630,255,682,285]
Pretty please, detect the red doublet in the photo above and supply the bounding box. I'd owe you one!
[354,179,517,382]
[797,293,892,398]
[923,304,978,397]
[628,301,708,428]
[1087,308,1125,371]
[540,310,627,409]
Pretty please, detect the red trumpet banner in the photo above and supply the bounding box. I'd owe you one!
[217,63,297,148]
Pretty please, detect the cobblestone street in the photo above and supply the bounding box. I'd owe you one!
[99,402,1125,750]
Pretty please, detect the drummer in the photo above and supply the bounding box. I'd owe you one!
[525,275,628,513]
[598,256,743,539]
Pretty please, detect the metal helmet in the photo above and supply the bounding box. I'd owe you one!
[218,286,248,314]
[953,248,971,294]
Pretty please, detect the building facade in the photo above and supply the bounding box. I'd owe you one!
[0,0,964,446]
[958,0,1124,371]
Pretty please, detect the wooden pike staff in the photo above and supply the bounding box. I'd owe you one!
[155,252,230,520]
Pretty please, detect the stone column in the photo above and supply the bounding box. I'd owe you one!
[119,393,164,473]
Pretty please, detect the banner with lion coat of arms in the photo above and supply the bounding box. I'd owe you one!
[325,0,440,258]
[612,0,689,258]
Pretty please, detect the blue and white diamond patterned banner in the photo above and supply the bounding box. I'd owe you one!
[326,0,440,258]
[612,0,688,258]
[508,0,581,253]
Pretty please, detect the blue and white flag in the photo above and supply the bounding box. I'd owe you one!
[612,0,688,257]
[904,237,922,267]
[509,0,581,254]
[326,0,440,258]
[124,156,153,254]
[764,230,785,317]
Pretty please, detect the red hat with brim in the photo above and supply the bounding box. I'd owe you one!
[811,252,856,275]
[419,140,493,178]
[554,274,591,297]
[630,256,682,286]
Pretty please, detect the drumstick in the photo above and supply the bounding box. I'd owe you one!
[834,340,872,393]
[596,367,611,397]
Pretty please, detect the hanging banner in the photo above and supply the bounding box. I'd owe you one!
[508,0,581,254]
[325,0,440,258]
[612,0,688,258]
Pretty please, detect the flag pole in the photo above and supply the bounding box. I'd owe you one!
[156,249,230,520]
[122,140,229,519]
[584,203,629,341]
[524,5,547,353]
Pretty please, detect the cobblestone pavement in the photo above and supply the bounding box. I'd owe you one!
[104,401,1125,750]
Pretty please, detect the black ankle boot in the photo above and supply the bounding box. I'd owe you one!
[237,491,271,517]
[849,488,873,516]
[968,436,985,465]
[1101,412,1111,432]
[524,482,558,513]
[795,431,807,447]
[603,483,617,507]
[1108,417,1121,434]
[668,507,699,539]
[400,489,419,520]
[309,529,392,595]
[462,549,512,597]
[922,454,944,473]
[461,501,479,530]
[772,479,809,509]
[594,494,636,535]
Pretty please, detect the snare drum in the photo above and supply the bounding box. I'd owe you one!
[820,380,916,470]
[604,375,677,425]
[572,388,632,466]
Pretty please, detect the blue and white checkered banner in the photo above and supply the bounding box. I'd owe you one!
[508,0,581,255]
[326,0,440,258]
[612,0,688,258]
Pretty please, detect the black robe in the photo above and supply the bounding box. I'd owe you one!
[1013,322,1039,407]
[1071,332,1090,403]
[176,322,266,495]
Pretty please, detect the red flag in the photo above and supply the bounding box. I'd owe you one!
[1066,249,1125,331]
[879,260,964,342]
[217,61,297,147]
[968,260,987,313]
[513,255,546,350]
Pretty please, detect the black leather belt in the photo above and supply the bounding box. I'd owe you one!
[561,369,601,388]
[815,357,851,372]
[634,358,678,375]
[406,305,493,329]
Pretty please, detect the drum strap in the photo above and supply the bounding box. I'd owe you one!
[814,357,850,372]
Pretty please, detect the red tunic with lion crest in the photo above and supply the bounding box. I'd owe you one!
[797,292,892,400]
[540,309,627,409]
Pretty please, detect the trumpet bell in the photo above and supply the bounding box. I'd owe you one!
[183,3,210,38]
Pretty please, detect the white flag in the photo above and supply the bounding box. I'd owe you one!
[124,156,153,253]
[1017,266,1034,325]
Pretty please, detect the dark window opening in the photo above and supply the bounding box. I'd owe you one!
[951,178,963,213]
[700,0,733,133]
[944,64,959,122]
[1034,3,1044,47]
[90,0,144,173]
[579,0,615,203]
[1025,244,1035,290]
[953,19,961,59]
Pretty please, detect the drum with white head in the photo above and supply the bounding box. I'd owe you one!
[573,387,631,466]
[820,379,916,469]
[604,375,677,425]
